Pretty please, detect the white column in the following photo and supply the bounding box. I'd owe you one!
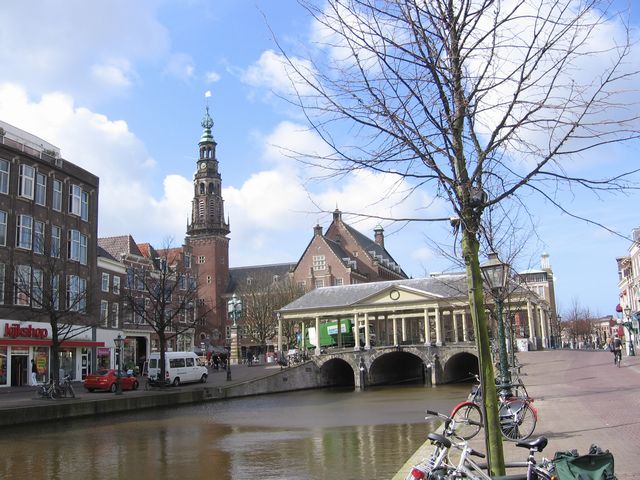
[539,307,548,348]
[435,307,443,345]
[424,308,431,345]
[364,313,371,350]
[462,311,469,341]
[392,316,398,346]
[277,315,282,355]
[453,310,459,343]
[315,316,321,356]
[527,301,536,350]
[401,317,407,343]
[353,314,360,351]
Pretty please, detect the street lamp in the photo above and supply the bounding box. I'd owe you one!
[114,334,124,395]
[481,252,511,393]
[227,293,243,381]
[557,315,562,349]
[623,307,636,356]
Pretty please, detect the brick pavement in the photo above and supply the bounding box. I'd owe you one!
[513,349,639,480]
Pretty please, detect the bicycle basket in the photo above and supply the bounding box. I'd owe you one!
[552,445,616,480]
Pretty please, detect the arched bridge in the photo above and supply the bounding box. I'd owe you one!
[309,342,479,390]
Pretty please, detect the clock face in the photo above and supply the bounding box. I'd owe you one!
[199,162,206,170]
[390,289,400,301]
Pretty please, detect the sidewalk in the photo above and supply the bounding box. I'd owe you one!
[394,349,640,480]
[0,362,283,410]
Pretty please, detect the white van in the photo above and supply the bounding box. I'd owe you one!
[147,352,208,386]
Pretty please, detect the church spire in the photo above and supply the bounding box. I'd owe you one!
[199,106,215,144]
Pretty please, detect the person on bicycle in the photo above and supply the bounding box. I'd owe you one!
[612,334,623,365]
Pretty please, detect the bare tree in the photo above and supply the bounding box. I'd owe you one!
[562,298,595,347]
[10,254,100,386]
[276,0,639,472]
[238,274,306,355]
[122,242,210,386]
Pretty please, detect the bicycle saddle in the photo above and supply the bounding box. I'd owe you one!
[427,432,452,448]
[515,436,548,451]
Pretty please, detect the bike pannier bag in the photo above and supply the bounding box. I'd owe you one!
[552,445,616,480]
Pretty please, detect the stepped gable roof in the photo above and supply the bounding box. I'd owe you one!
[280,274,467,312]
[98,235,144,259]
[342,223,407,278]
[228,263,296,293]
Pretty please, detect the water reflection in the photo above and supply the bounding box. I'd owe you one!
[0,384,470,480]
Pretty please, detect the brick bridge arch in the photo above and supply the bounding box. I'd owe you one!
[310,343,479,389]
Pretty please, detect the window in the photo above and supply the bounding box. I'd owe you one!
[0,263,4,304]
[184,253,191,269]
[35,173,46,205]
[198,255,205,264]
[0,159,8,195]
[111,303,119,328]
[34,221,45,255]
[52,179,62,211]
[16,214,33,250]
[14,265,31,305]
[32,269,43,307]
[178,274,186,290]
[81,191,89,221]
[335,278,344,286]
[101,273,110,292]
[69,184,82,216]
[67,275,86,312]
[314,279,325,288]
[0,210,6,246]
[100,300,109,327]
[51,225,61,258]
[18,164,35,199]
[313,255,326,271]
[68,229,87,264]
[206,275,212,284]
[113,276,120,294]
[246,277,253,286]
[51,274,59,310]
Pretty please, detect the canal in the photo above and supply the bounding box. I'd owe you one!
[0,383,471,480]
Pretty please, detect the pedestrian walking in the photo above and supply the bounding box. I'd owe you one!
[30,359,38,386]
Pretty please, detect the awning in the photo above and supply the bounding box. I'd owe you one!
[0,339,105,347]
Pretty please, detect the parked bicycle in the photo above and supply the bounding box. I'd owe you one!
[450,374,537,441]
[37,375,75,399]
[407,411,557,480]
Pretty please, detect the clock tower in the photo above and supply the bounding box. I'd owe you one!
[186,106,230,345]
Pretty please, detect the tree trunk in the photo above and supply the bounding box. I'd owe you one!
[462,228,505,476]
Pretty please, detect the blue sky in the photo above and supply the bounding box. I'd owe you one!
[0,0,638,317]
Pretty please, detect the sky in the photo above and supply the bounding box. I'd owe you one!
[0,0,638,318]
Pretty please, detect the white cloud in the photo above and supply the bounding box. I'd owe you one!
[0,83,191,244]
[205,71,221,83]
[164,53,195,81]
[91,59,135,89]
[240,50,316,96]
[0,0,169,99]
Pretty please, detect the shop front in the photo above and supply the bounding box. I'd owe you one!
[0,320,105,387]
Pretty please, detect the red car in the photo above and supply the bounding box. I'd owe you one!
[84,369,139,392]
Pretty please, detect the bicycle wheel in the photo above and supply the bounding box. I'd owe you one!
[49,387,59,400]
[450,402,483,440]
[499,399,537,441]
[68,384,75,398]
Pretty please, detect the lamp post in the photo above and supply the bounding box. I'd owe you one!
[481,252,510,394]
[227,293,242,381]
[623,307,636,356]
[114,334,124,395]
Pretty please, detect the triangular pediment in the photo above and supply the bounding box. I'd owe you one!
[355,285,443,306]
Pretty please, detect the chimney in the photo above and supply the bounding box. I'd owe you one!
[333,208,342,222]
[314,224,323,236]
[374,224,384,248]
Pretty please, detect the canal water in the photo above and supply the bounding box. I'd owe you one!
[0,383,471,480]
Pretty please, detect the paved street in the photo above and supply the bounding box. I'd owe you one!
[512,349,639,479]
[0,362,283,410]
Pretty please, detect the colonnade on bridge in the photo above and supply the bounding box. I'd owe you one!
[277,275,553,359]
